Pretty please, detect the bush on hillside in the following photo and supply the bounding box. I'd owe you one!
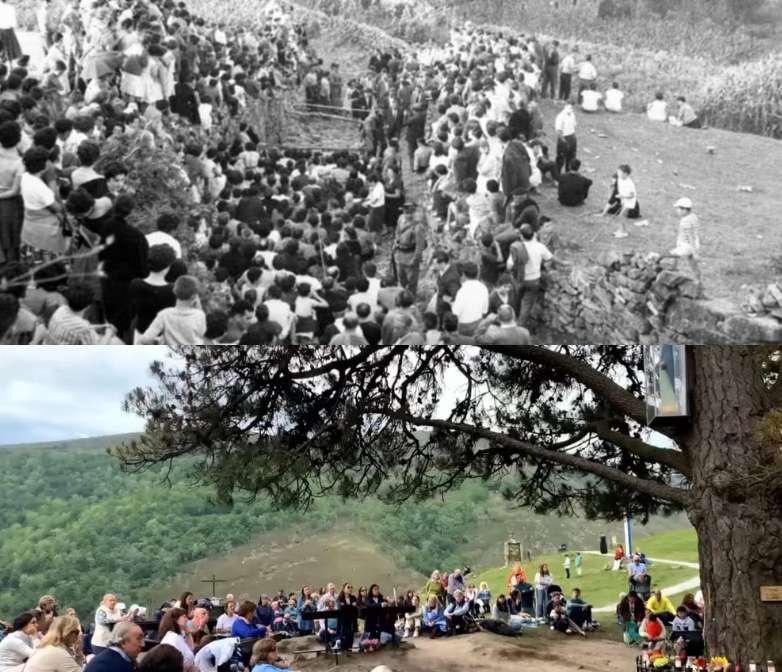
[700,54,782,138]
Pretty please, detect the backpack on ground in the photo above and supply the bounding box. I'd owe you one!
[478,619,522,638]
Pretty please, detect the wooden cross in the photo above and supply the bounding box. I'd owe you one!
[201,574,228,596]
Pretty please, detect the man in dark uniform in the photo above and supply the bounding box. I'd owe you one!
[393,204,427,297]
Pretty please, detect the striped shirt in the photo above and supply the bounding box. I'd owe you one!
[677,213,700,252]
[44,306,99,345]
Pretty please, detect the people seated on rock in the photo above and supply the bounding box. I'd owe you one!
[317,598,339,649]
[674,96,701,128]
[403,595,422,639]
[672,606,696,632]
[421,596,447,639]
[646,590,676,625]
[605,82,624,113]
[627,555,649,591]
[0,612,39,672]
[557,159,592,206]
[492,595,512,623]
[249,638,301,672]
[639,610,666,649]
[565,589,595,631]
[158,608,198,672]
[230,601,267,639]
[84,622,144,672]
[444,590,470,636]
[24,616,85,672]
[424,572,446,605]
[216,601,236,634]
[580,83,602,113]
[464,584,478,617]
[647,92,669,122]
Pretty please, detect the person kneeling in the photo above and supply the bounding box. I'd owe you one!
[444,590,470,637]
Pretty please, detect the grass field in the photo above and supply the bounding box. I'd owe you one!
[472,528,699,610]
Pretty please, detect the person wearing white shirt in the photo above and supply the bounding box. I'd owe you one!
[366,173,386,237]
[159,609,196,671]
[577,55,597,101]
[581,84,602,113]
[0,612,38,672]
[216,601,237,634]
[508,224,568,327]
[647,92,669,122]
[0,0,21,64]
[450,262,489,337]
[605,82,624,112]
[612,164,638,239]
[558,46,578,101]
[554,102,578,174]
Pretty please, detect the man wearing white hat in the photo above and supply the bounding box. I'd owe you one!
[669,197,701,281]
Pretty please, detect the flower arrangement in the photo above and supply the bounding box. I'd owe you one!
[709,657,731,672]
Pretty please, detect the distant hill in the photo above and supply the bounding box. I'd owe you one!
[0,433,692,617]
[0,432,143,452]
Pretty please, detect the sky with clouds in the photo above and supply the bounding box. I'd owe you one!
[0,346,169,445]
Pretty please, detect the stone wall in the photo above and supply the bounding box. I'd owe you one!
[534,252,782,344]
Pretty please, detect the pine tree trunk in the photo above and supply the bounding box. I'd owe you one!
[685,347,782,667]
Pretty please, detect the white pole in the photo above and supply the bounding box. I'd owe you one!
[624,516,633,556]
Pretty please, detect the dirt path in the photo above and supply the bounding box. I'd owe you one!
[287,631,638,672]
[579,551,700,613]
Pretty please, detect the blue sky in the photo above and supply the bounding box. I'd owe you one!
[0,347,169,445]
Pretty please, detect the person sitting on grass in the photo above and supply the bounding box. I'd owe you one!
[646,92,668,122]
[671,96,701,129]
[672,606,696,632]
[444,590,471,637]
[544,592,565,624]
[647,589,676,626]
[604,82,624,113]
[639,610,666,650]
[492,594,511,623]
[476,582,492,616]
[580,83,602,113]
[557,158,592,206]
[565,588,596,631]
[549,602,572,634]
[422,596,448,639]
[628,554,649,591]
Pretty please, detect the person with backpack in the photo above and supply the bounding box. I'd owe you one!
[541,40,560,99]
[506,224,569,328]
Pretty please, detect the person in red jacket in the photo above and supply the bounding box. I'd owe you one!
[507,564,529,594]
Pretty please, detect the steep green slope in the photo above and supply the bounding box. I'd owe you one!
[0,434,692,619]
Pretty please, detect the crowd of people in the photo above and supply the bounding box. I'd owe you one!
[0,0,705,345]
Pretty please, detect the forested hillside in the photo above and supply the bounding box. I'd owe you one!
[0,437,690,618]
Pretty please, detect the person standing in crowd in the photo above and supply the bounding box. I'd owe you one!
[533,564,554,620]
[92,595,128,657]
[558,45,578,102]
[554,100,578,175]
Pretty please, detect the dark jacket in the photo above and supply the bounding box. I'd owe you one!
[235,196,265,224]
[403,110,427,145]
[453,146,480,184]
[170,82,199,125]
[508,107,531,141]
[100,217,149,282]
[255,604,274,627]
[83,648,133,672]
[558,171,593,206]
[501,141,531,197]
[436,262,462,317]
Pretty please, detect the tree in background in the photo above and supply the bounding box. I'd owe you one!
[116,346,782,667]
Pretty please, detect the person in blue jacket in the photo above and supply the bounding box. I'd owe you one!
[296,586,317,635]
[444,590,471,636]
[231,601,267,639]
[422,595,448,639]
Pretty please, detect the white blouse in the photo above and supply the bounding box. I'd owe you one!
[161,632,194,667]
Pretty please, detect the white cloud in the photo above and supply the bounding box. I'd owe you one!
[0,346,169,444]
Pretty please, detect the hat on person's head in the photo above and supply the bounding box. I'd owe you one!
[674,197,693,210]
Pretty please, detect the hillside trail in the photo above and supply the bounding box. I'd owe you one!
[579,551,700,613]
[286,630,638,672]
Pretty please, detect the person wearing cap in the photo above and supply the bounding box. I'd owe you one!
[666,197,701,281]
[138,275,206,345]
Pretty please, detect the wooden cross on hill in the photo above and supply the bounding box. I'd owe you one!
[201,573,228,596]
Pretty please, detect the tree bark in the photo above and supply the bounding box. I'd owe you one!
[685,347,782,667]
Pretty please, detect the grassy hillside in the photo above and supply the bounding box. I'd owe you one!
[472,528,699,610]
[0,433,692,619]
[0,433,143,452]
